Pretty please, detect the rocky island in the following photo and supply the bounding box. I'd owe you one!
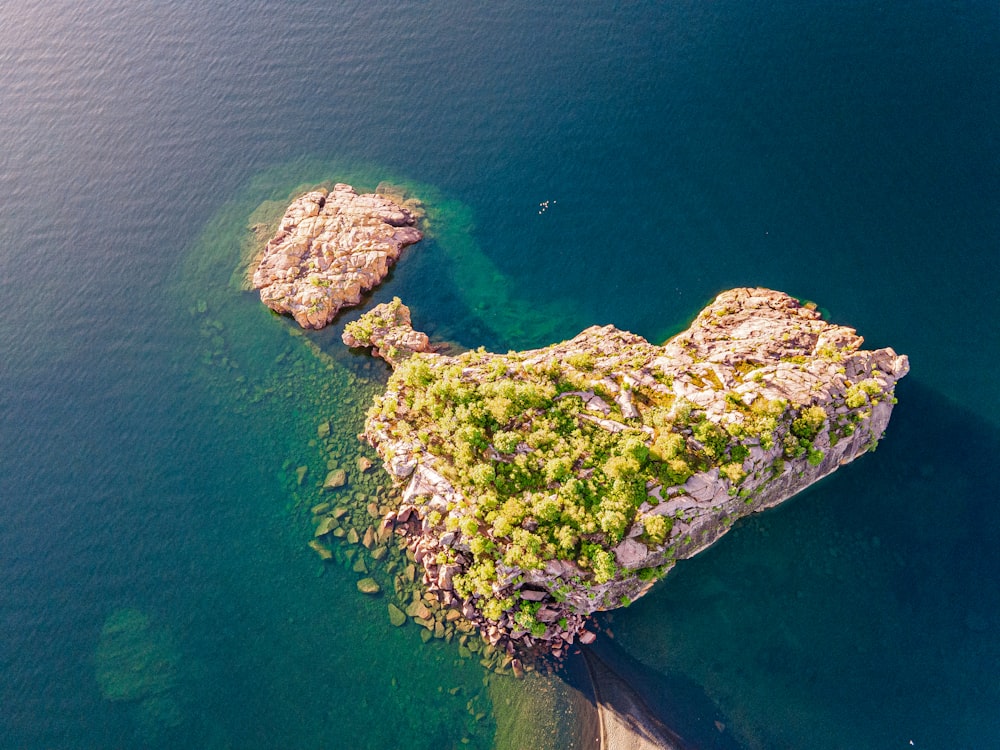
[252,184,423,329]
[343,289,908,656]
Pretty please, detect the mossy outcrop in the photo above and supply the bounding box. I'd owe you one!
[342,297,433,366]
[349,289,908,654]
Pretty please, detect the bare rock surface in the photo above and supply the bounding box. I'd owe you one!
[252,184,422,329]
[353,288,909,654]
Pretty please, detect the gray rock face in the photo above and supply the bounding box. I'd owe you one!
[252,184,422,329]
[358,288,909,652]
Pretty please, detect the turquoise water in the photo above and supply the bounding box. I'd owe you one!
[1,2,998,748]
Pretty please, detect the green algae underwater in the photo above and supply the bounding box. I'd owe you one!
[153,157,593,749]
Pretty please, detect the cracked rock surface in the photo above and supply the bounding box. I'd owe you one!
[252,184,422,329]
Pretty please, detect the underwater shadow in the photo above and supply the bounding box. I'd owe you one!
[595,374,1000,748]
[555,637,741,750]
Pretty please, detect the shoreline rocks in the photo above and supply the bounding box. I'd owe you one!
[252,184,423,329]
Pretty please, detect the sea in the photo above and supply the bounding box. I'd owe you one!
[1,2,998,748]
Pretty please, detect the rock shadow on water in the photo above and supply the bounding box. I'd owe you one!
[491,637,738,750]
[601,375,1000,749]
[571,637,740,750]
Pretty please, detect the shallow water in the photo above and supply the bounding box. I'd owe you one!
[1,2,998,748]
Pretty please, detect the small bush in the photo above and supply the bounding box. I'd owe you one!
[650,432,686,461]
[585,545,618,584]
[845,378,882,409]
[468,462,496,487]
[566,352,596,371]
[791,405,827,440]
[692,420,729,458]
[492,430,521,454]
[720,462,746,484]
[643,515,672,545]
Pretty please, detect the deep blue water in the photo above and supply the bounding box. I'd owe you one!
[1,1,998,748]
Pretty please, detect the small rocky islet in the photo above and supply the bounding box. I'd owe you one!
[253,184,908,664]
[251,183,423,329]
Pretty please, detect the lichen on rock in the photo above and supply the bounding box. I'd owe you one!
[251,184,423,329]
[352,288,908,655]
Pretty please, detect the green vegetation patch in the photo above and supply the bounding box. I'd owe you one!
[368,336,773,624]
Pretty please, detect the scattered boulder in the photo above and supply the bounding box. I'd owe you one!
[356,578,381,595]
[308,539,333,560]
[388,603,407,627]
[323,469,347,490]
[314,516,339,537]
[511,658,525,679]
[406,600,432,620]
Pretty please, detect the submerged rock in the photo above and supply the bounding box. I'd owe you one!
[252,184,423,329]
[388,603,407,627]
[95,608,180,702]
[308,539,334,560]
[323,469,347,490]
[355,288,909,653]
[314,515,339,537]
[94,608,184,736]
